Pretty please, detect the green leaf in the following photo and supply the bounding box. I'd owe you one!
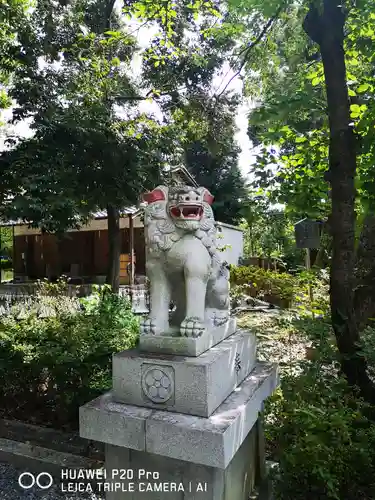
[104,31,120,37]
[357,83,370,93]
[311,78,321,86]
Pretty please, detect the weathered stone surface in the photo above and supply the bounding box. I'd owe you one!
[103,424,258,500]
[79,362,278,469]
[79,394,151,451]
[112,329,257,417]
[139,317,237,357]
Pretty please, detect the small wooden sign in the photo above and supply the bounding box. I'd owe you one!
[294,218,321,249]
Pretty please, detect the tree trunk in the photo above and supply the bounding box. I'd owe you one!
[303,0,375,402]
[249,224,254,256]
[106,204,120,294]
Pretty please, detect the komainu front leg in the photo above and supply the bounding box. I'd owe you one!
[140,261,170,336]
[180,275,208,338]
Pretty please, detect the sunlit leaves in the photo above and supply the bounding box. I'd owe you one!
[350,103,368,120]
[122,0,220,66]
[0,0,32,115]
[357,83,372,93]
[236,0,375,218]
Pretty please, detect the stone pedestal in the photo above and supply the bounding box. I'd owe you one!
[80,320,278,500]
[104,424,259,500]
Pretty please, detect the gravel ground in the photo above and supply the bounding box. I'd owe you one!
[237,310,308,369]
[0,463,104,500]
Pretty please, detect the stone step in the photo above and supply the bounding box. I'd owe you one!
[112,328,257,417]
[0,418,104,460]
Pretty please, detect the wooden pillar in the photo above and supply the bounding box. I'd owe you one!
[41,232,45,278]
[129,214,135,286]
[0,227,2,284]
[305,248,314,318]
[12,225,15,280]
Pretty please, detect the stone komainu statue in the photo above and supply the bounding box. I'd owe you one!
[140,185,230,338]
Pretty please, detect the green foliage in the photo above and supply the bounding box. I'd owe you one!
[361,326,375,384]
[34,276,72,297]
[185,140,247,224]
[238,0,375,218]
[137,4,247,224]
[267,378,375,499]
[241,197,304,267]
[230,265,297,301]
[0,227,13,255]
[0,0,31,85]
[0,287,139,429]
[0,0,248,231]
[0,1,169,231]
[264,315,375,500]
[0,258,12,270]
[293,268,330,316]
[182,96,248,224]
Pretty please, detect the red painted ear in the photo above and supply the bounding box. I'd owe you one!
[203,190,214,205]
[142,188,166,203]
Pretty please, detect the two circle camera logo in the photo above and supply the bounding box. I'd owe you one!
[18,472,54,490]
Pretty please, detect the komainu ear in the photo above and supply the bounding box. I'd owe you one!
[142,187,166,204]
[197,186,214,205]
[202,189,214,205]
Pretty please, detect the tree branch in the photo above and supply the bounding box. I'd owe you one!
[215,3,285,98]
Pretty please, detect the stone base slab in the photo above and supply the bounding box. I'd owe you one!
[80,362,278,469]
[139,318,237,357]
[112,329,257,417]
[103,423,259,500]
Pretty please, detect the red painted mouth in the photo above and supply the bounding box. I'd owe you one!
[170,205,203,220]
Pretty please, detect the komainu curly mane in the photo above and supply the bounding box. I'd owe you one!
[143,185,219,260]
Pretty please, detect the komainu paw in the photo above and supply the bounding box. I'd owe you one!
[180,317,205,338]
[140,318,162,336]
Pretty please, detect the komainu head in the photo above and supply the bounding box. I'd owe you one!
[142,185,215,232]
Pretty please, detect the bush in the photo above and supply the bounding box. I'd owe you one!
[0,286,139,430]
[0,258,12,270]
[264,316,375,500]
[266,377,375,499]
[230,265,297,302]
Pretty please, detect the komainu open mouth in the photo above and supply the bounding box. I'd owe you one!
[170,204,203,219]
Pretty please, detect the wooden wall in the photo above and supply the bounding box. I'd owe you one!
[14,228,145,279]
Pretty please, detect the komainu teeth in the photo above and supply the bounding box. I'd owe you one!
[170,204,203,219]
